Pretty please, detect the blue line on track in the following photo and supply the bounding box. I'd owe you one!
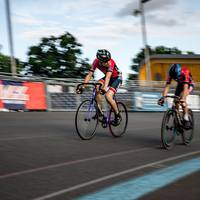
[76,157,200,200]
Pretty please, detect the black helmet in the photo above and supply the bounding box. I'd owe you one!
[96,49,111,62]
[168,64,181,79]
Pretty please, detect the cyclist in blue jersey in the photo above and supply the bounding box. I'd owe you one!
[158,64,194,129]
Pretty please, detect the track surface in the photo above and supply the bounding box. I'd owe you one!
[0,112,200,200]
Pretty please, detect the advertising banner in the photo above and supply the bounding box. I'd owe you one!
[133,92,200,111]
[0,80,29,110]
[133,92,167,111]
[0,81,47,111]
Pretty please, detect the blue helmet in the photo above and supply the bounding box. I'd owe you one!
[168,64,181,79]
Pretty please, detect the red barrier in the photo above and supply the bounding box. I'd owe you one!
[0,80,3,109]
[24,82,47,110]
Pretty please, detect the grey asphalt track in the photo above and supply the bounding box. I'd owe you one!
[0,111,200,200]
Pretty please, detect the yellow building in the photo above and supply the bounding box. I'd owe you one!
[139,54,200,82]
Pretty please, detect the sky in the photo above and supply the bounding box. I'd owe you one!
[0,0,200,80]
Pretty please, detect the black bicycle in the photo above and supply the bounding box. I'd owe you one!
[75,83,128,140]
[160,95,194,150]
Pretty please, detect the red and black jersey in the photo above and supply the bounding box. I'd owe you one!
[166,66,194,87]
[89,58,121,78]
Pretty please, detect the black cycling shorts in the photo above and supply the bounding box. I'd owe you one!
[98,76,122,93]
[175,83,194,96]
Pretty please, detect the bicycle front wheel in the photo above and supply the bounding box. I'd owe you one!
[161,109,176,150]
[109,102,128,137]
[75,100,98,140]
[182,109,194,145]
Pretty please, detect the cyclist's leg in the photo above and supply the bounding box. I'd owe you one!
[179,84,189,115]
[105,77,122,113]
[177,84,191,128]
[174,84,182,110]
[95,78,105,116]
[105,77,122,125]
[105,89,118,114]
[184,85,194,114]
[175,84,188,117]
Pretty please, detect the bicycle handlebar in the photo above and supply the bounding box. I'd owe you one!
[164,95,183,104]
[76,82,102,88]
[164,95,180,99]
[76,82,102,91]
[158,95,181,107]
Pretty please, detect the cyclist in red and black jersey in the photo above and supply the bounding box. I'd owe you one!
[158,64,194,128]
[76,49,122,125]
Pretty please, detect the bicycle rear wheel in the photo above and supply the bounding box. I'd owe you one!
[182,109,194,145]
[75,100,98,140]
[109,102,128,137]
[161,109,176,150]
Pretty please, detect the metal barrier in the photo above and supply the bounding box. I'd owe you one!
[0,73,200,112]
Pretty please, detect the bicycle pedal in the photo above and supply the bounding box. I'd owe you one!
[177,128,183,134]
[92,115,97,120]
[166,125,174,131]
[99,116,106,122]
[102,122,107,128]
[183,125,192,130]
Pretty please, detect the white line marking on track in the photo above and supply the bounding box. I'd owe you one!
[32,150,200,200]
[0,126,159,142]
[0,135,59,141]
[0,147,150,179]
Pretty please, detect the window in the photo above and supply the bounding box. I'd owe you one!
[155,73,162,81]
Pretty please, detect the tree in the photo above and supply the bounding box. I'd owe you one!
[128,45,195,80]
[0,53,23,73]
[26,32,91,78]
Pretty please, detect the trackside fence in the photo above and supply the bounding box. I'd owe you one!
[0,74,200,112]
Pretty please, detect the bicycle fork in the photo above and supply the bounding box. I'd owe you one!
[174,110,184,134]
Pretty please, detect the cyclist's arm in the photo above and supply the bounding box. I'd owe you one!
[103,71,112,90]
[162,83,170,97]
[83,71,93,84]
[83,59,97,85]
[162,75,172,97]
[76,71,93,93]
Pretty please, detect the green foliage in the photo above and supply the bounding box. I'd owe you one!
[186,51,195,55]
[0,53,23,73]
[26,32,91,78]
[128,45,195,80]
